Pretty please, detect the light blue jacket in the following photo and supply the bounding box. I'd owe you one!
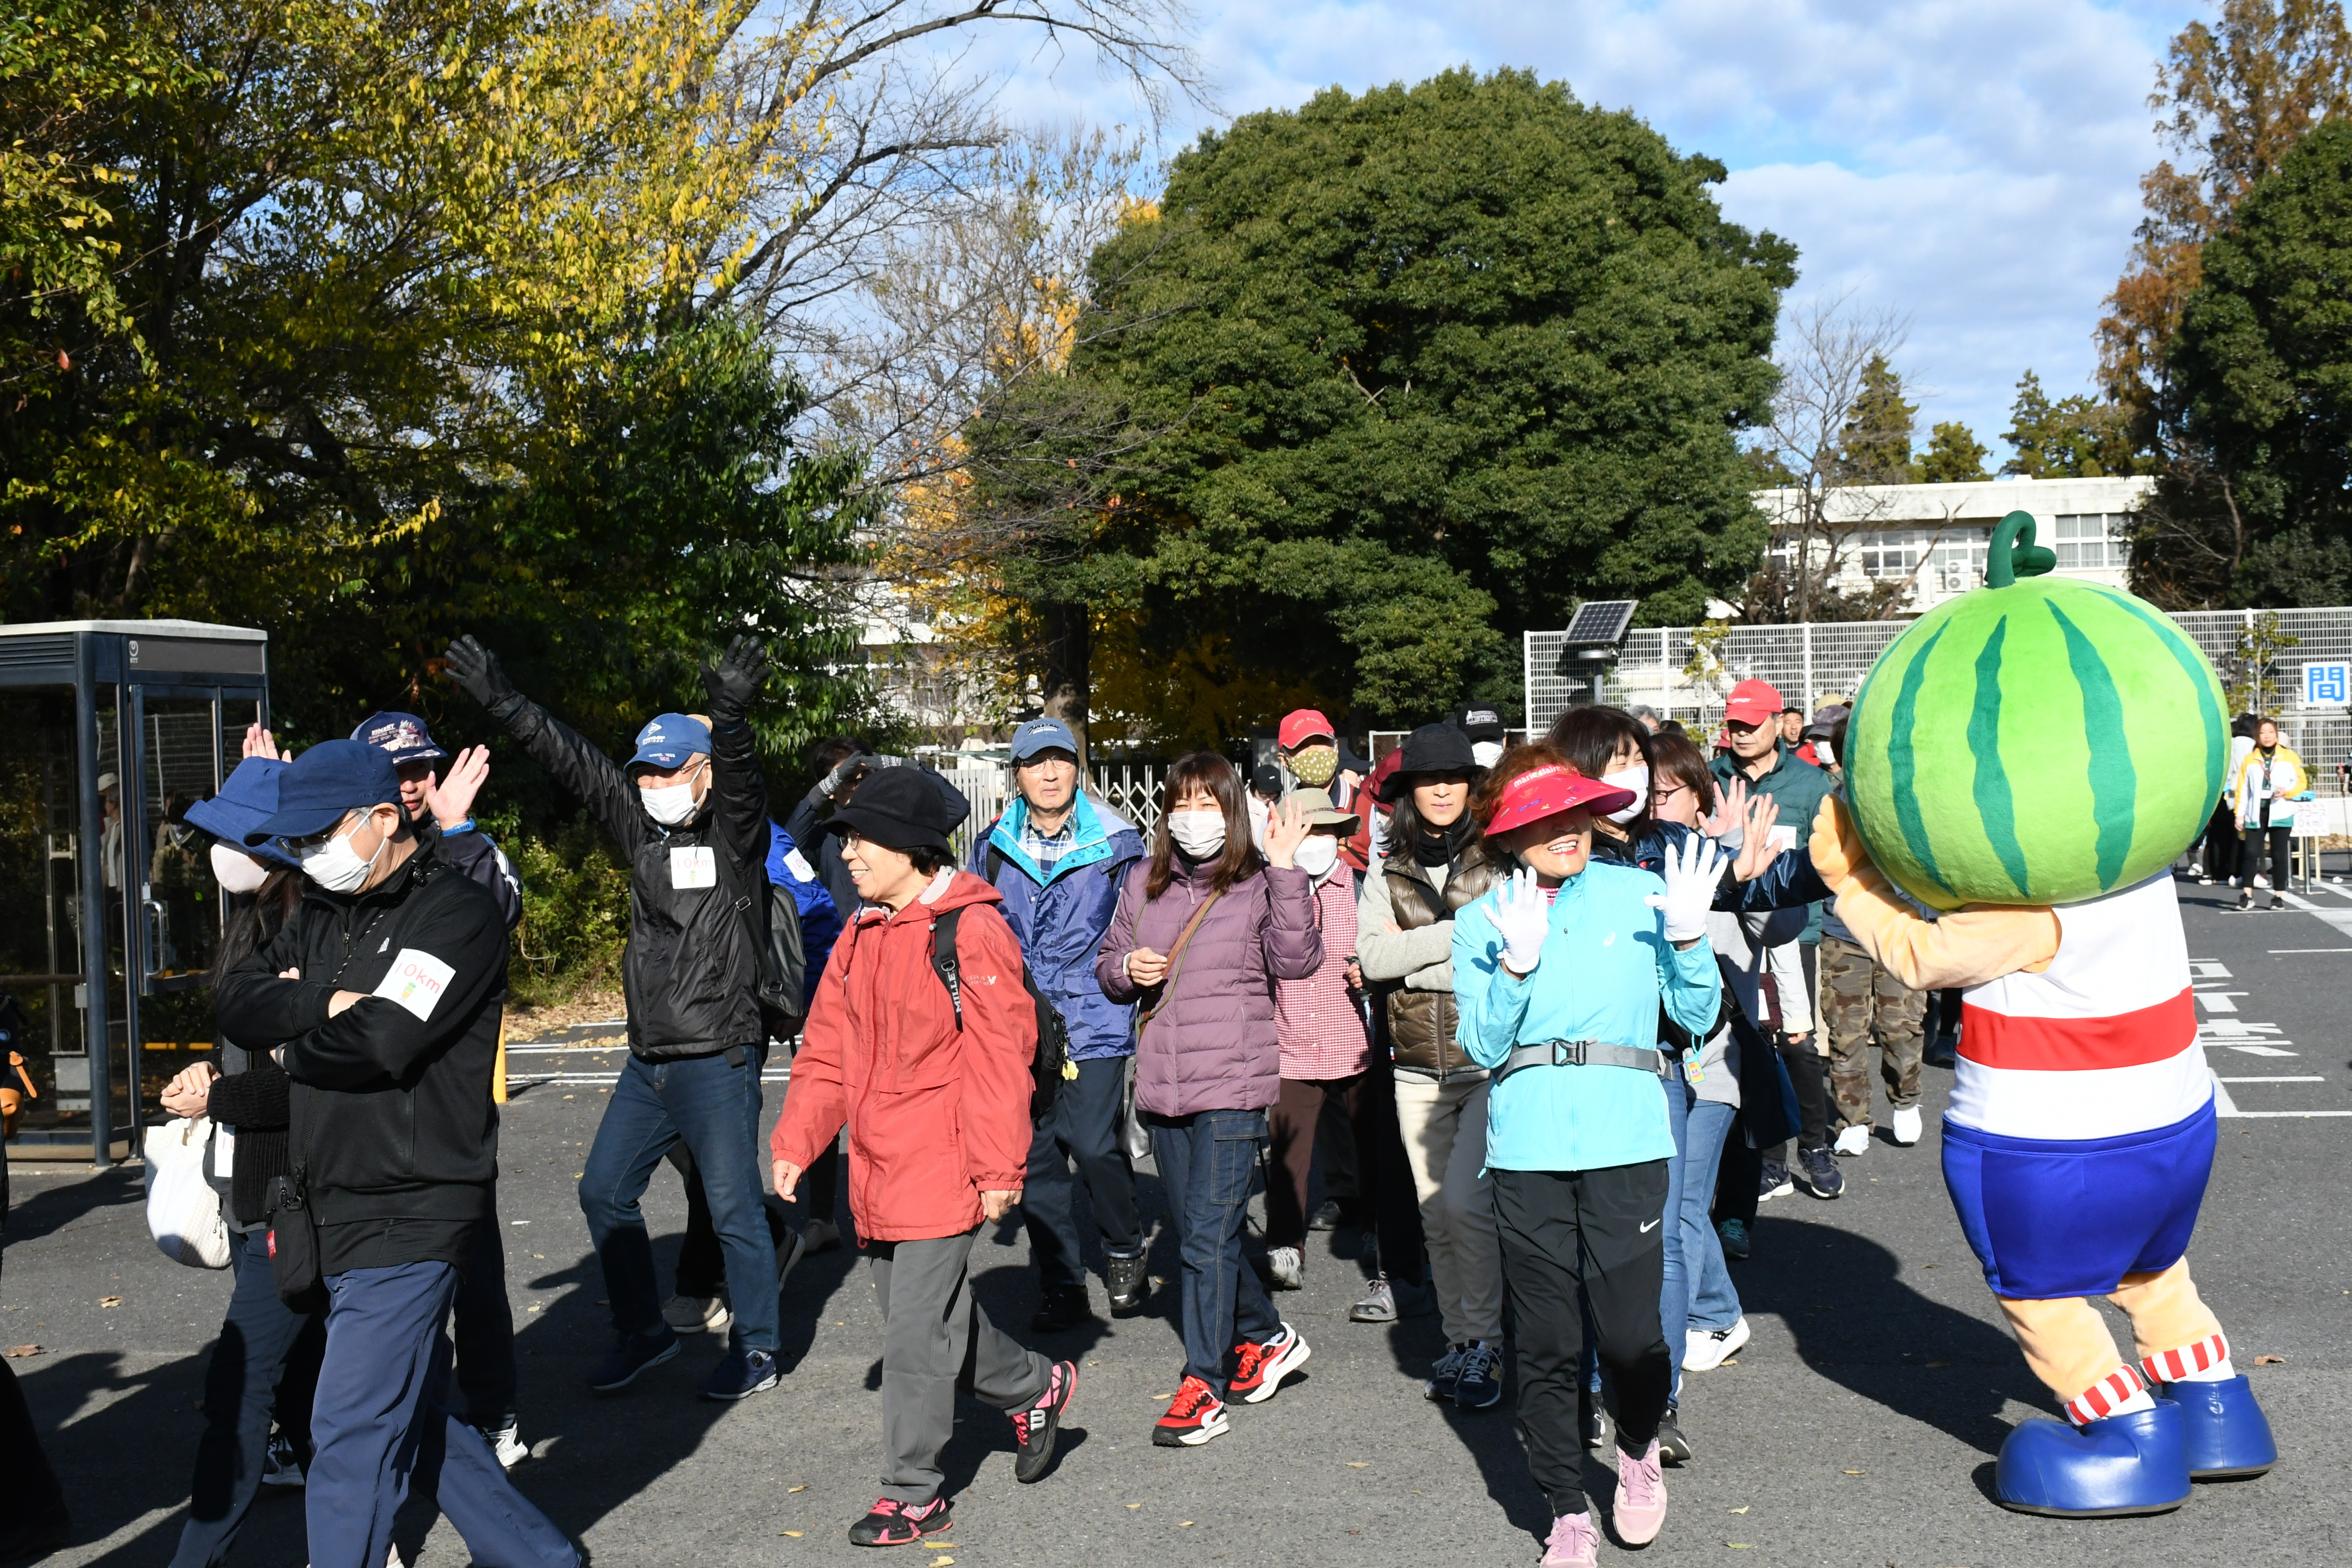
[1453,859,1720,1173]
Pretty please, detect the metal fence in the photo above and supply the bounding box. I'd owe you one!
[1528,607,2352,792]
[938,762,1169,863]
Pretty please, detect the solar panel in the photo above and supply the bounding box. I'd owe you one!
[1562,599,1638,648]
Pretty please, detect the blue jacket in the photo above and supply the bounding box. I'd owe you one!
[973,792,1147,1060]
[1595,819,1832,910]
[1454,859,1719,1173]
[767,823,843,1012]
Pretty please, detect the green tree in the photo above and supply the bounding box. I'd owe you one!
[1914,420,1990,483]
[967,68,1793,735]
[1829,353,1917,484]
[2001,370,2143,478]
[2166,118,2352,603]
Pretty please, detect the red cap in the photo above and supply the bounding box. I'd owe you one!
[1723,678,1783,727]
[1487,765,1635,836]
[1278,709,1337,749]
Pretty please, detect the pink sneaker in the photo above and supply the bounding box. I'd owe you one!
[1540,1510,1600,1568]
[1613,1438,1669,1544]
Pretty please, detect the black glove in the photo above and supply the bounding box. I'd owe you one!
[816,754,869,801]
[701,634,768,720]
[444,636,519,714]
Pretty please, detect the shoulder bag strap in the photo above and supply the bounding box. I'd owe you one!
[1132,888,1223,1038]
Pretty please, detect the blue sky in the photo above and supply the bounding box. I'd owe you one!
[968,0,2205,459]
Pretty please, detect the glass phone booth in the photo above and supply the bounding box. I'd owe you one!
[0,620,269,1166]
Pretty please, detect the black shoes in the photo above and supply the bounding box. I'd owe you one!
[1010,1361,1077,1483]
[1655,1405,1692,1465]
[1029,1285,1094,1334]
[1795,1144,1845,1199]
[1106,1252,1149,1313]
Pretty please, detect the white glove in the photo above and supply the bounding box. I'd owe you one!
[1645,832,1724,945]
[1492,868,1550,975]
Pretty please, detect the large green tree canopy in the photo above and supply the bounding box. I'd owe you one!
[989,67,1794,724]
[2168,117,2352,604]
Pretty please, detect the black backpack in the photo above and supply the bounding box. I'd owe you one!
[716,847,807,1044]
[927,906,1073,1118]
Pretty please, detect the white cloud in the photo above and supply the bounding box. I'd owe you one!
[947,0,2201,446]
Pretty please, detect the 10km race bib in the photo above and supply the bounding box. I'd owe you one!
[374,949,457,1022]
[671,846,717,889]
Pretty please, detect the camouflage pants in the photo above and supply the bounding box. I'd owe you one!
[1820,934,1925,1128]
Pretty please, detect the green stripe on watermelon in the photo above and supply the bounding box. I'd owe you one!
[2046,600,2136,890]
[1967,618,2031,897]
[1884,622,1953,900]
[2092,587,2228,812]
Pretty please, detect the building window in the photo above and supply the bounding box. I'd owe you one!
[2053,513,2132,570]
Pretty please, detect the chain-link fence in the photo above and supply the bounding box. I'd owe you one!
[938,762,1169,863]
[1528,607,2352,792]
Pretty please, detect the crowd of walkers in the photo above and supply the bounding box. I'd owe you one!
[7,642,2295,1568]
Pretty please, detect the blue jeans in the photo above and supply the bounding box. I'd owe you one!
[1681,1098,1742,1334]
[170,1229,327,1568]
[579,1047,775,1352]
[1148,1109,1279,1394]
[1026,1055,1141,1292]
[308,1261,574,1568]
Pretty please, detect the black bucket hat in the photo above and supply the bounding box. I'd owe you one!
[1377,722,1481,802]
[822,765,963,853]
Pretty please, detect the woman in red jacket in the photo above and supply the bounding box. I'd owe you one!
[772,768,1076,1548]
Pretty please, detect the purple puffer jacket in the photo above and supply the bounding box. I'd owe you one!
[1095,854,1322,1116]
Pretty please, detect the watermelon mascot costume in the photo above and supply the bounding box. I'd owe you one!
[1808,512,2277,1517]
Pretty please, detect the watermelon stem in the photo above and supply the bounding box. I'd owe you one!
[1987,510,2057,586]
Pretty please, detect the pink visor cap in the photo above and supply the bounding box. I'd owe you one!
[1487,765,1635,836]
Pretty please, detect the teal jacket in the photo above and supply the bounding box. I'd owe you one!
[1453,859,1720,1173]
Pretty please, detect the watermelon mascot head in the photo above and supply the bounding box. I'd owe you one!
[1845,511,2228,911]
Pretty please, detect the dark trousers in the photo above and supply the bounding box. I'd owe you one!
[0,1166,65,1526]
[578,1046,776,1352]
[671,1145,803,1301]
[1148,1109,1280,1394]
[1715,1109,1761,1227]
[1353,1024,1427,1285]
[1766,1033,1831,1162]
[2202,803,2240,881]
[868,1232,1051,1504]
[170,1230,327,1568]
[453,1198,517,1427]
[1025,1054,1141,1292]
[1266,1073,1368,1250]
[1492,1162,1672,1518]
[307,1261,575,1568]
[2243,822,2291,895]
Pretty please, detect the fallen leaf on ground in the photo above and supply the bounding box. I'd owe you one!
[1728,1506,1748,1514]
[2254,1354,2286,1365]
[779,1530,802,1538]
[1346,1461,1369,1468]
[1730,1544,1755,1549]
[928,1557,953,1566]
[1843,1469,1865,1475]
[4,1345,38,1358]
[1124,1503,1142,1509]
[787,1485,807,1493]
[1178,1521,1193,1527]
[98,1296,122,1308]
[1152,1392,1171,1401]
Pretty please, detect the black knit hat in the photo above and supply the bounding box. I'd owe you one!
[1378,722,1481,801]
[822,765,963,853]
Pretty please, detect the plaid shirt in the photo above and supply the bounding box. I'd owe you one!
[1018,813,1076,874]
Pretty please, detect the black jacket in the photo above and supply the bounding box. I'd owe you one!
[418,815,523,929]
[214,853,509,1241]
[493,695,768,1059]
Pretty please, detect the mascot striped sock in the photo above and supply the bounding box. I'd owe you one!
[2142,1331,2232,1387]
[2064,1365,2153,1427]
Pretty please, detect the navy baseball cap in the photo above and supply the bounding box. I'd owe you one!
[351,710,447,765]
[245,740,401,845]
[628,713,711,773]
[186,757,301,869]
[1009,717,1078,762]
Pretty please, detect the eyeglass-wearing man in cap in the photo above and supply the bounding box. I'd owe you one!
[213,741,577,1568]
[972,717,1150,1331]
[444,633,792,1403]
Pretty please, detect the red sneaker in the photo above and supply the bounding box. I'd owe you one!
[1151,1374,1230,1447]
[847,1495,952,1547]
[1227,1322,1312,1405]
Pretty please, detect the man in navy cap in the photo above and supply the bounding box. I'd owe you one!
[972,718,1149,1330]
[443,634,790,1402]
[214,740,577,1568]
[351,710,521,927]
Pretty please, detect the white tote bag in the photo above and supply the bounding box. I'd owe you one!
[144,1115,233,1269]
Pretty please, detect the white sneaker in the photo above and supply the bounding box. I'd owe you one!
[661,1293,731,1334]
[1266,1245,1304,1290]
[1833,1123,1870,1157]
[479,1421,528,1469]
[2253,874,2270,889]
[1891,1106,1923,1146]
[1683,1316,1750,1372]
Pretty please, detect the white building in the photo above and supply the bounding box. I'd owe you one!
[1756,474,2153,612]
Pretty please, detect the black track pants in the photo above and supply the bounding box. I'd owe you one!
[1491,1161,1671,1518]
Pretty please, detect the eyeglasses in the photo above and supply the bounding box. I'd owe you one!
[1650,783,1692,802]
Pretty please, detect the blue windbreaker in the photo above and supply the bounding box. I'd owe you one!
[767,822,842,1012]
[973,792,1146,1059]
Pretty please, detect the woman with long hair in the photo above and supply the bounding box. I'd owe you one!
[1096,751,1321,1448]
[1454,743,1724,1564]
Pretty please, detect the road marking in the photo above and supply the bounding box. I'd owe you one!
[2216,1075,2327,1083]
[2194,991,2244,1013]
[2275,889,2352,936]
[2267,947,2352,953]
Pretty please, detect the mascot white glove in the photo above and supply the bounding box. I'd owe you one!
[1645,832,1724,945]
[1493,868,1551,975]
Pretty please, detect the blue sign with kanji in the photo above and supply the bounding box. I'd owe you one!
[2303,661,2350,707]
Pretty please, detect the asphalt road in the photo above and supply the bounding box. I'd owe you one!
[4,873,2347,1567]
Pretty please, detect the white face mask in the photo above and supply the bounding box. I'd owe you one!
[1601,764,1650,825]
[299,812,388,894]
[1817,740,1836,767]
[639,762,707,828]
[1167,809,1227,859]
[1293,834,1340,879]
[1471,740,1504,768]
[210,843,270,894]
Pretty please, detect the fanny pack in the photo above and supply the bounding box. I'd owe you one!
[1494,1038,1671,1081]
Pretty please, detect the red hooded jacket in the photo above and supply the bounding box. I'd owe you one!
[771,868,1037,1241]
